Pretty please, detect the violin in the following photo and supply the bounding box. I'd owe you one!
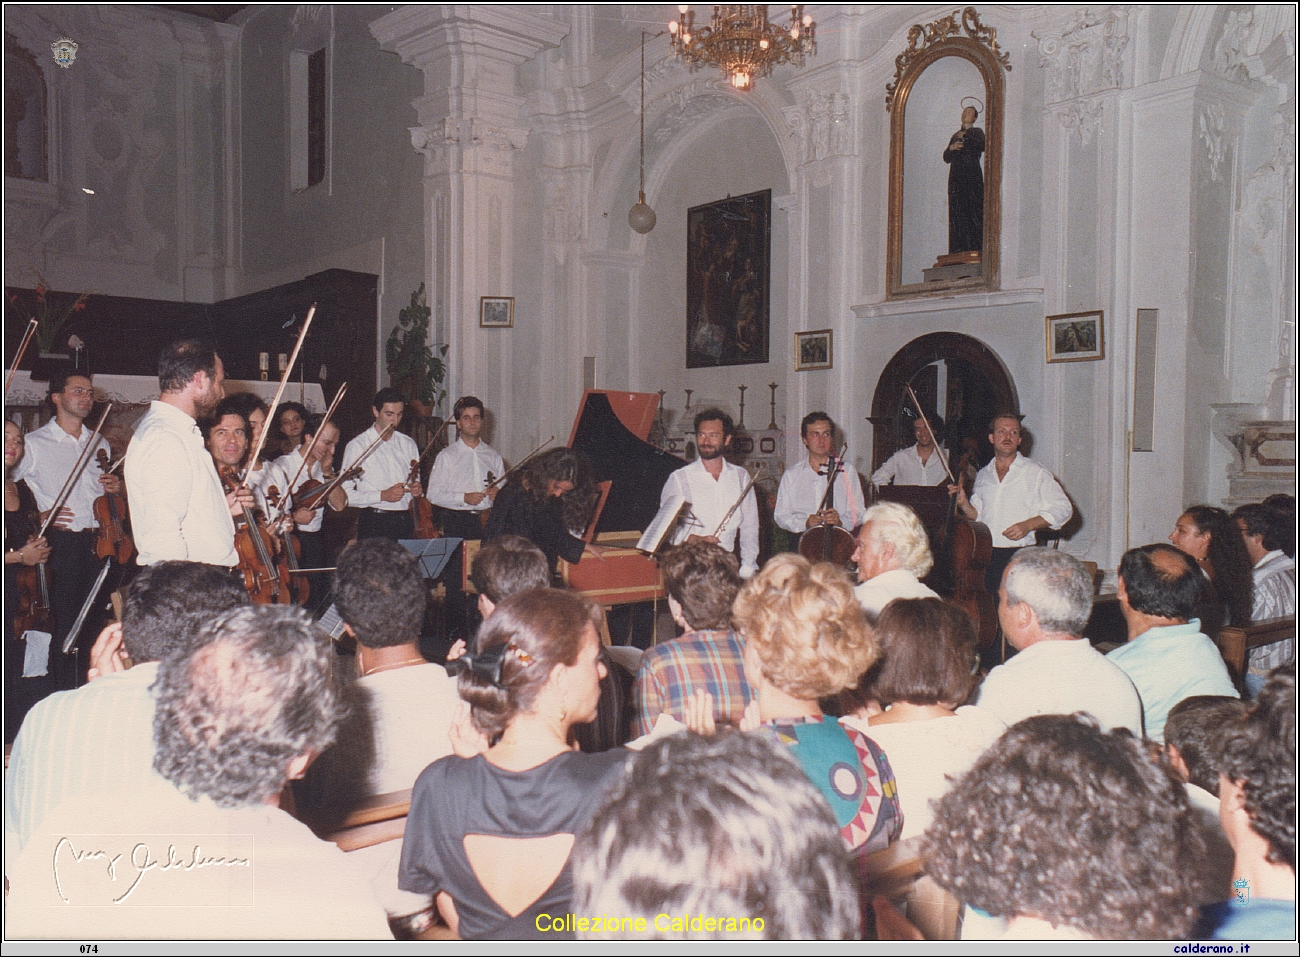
[92,449,135,564]
[798,448,857,571]
[409,459,439,539]
[14,556,55,637]
[219,465,293,605]
[268,483,310,605]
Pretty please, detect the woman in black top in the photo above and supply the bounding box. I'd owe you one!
[5,419,52,739]
[399,588,627,939]
[483,448,600,575]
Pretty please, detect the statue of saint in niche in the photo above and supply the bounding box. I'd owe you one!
[943,102,985,256]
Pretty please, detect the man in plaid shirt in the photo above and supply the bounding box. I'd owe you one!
[633,541,753,736]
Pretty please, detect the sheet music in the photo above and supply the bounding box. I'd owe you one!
[637,495,690,554]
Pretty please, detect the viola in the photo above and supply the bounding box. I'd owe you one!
[409,459,439,539]
[14,556,55,637]
[219,465,293,605]
[92,449,135,564]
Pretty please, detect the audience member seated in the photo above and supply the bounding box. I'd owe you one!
[4,561,248,871]
[295,538,459,926]
[924,714,1208,939]
[6,605,392,939]
[315,538,458,798]
[1164,695,1248,900]
[1198,668,1296,940]
[977,547,1142,734]
[851,502,938,620]
[1262,494,1295,557]
[571,731,860,939]
[399,589,629,939]
[1232,502,1296,695]
[469,534,551,619]
[1170,505,1254,627]
[730,554,902,855]
[1108,544,1238,742]
[841,598,1004,840]
[632,540,751,736]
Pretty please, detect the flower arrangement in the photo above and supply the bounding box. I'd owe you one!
[7,274,90,355]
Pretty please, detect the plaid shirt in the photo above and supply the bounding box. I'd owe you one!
[633,630,753,738]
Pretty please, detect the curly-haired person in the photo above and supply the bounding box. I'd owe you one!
[731,554,902,855]
[1198,667,1296,940]
[923,714,1208,939]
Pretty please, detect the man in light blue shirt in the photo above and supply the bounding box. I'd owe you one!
[1108,543,1238,742]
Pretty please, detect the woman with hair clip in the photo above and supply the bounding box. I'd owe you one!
[1169,505,1254,627]
[482,447,603,576]
[398,588,628,940]
[5,419,53,737]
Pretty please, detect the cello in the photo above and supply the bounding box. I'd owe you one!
[92,449,135,564]
[797,445,857,571]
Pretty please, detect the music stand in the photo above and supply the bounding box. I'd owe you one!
[400,538,462,581]
[62,557,113,654]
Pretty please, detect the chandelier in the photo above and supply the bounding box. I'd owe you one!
[668,4,817,92]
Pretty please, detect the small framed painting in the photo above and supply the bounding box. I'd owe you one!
[1046,310,1104,363]
[480,296,514,329]
[794,329,833,371]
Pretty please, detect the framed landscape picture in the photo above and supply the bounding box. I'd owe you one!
[686,189,771,368]
[1046,310,1104,362]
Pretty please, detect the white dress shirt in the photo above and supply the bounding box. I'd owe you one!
[426,438,504,512]
[774,458,867,533]
[271,449,331,532]
[968,452,1072,548]
[661,459,759,577]
[11,418,111,532]
[342,426,419,511]
[871,444,950,488]
[124,401,237,567]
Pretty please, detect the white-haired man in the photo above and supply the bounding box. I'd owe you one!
[852,501,939,619]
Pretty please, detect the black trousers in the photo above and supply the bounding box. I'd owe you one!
[985,546,1022,596]
[46,528,101,688]
[355,508,415,542]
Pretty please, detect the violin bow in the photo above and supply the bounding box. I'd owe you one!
[483,436,556,492]
[243,303,316,489]
[38,402,112,539]
[4,318,40,399]
[274,381,348,513]
[904,384,956,485]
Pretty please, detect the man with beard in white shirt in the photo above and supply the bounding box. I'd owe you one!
[125,339,253,568]
[660,408,758,579]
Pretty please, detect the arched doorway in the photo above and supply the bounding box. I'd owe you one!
[869,332,1018,474]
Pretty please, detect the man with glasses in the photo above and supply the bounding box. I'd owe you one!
[950,412,1072,592]
[13,371,122,688]
[660,408,759,579]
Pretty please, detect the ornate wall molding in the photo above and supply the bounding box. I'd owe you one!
[409,117,529,177]
[538,166,587,245]
[1033,6,1131,105]
[783,91,851,166]
[1198,102,1228,181]
[1212,9,1256,83]
[885,7,1010,112]
[1060,97,1105,145]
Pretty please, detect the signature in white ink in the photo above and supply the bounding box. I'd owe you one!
[52,837,252,905]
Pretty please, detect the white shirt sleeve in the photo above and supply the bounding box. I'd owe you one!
[342,436,382,509]
[773,469,807,533]
[737,475,759,578]
[125,428,194,564]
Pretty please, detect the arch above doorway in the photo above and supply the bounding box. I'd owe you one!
[869,332,1018,473]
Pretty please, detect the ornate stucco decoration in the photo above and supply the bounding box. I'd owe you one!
[784,91,851,166]
[885,7,1011,112]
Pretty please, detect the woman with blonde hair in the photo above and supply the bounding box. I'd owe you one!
[729,554,902,855]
